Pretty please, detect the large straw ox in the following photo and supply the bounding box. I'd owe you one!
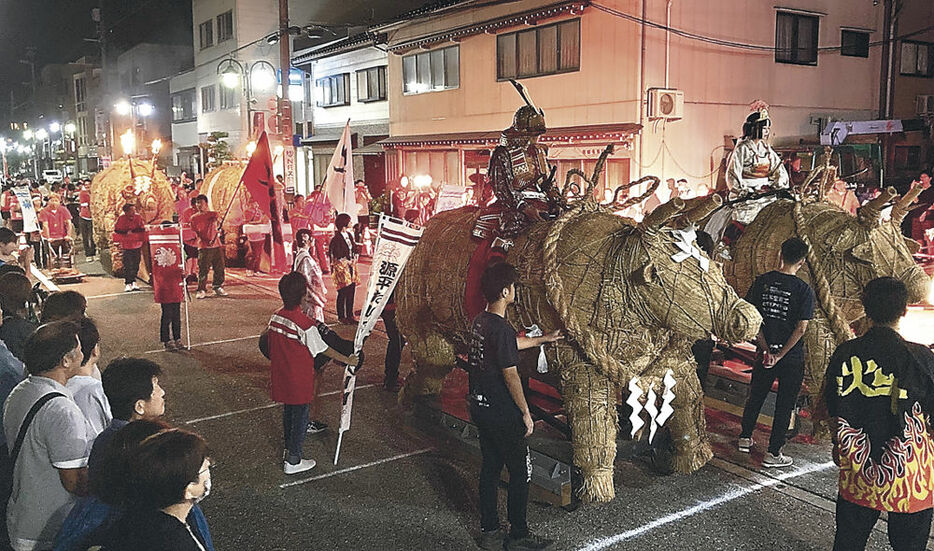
[202,163,249,262]
[724,184,930,420]
[395,195,761,502]
[90,159,175,275]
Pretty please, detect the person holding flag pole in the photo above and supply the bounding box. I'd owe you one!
[148,222,190,350]
[333,213,423,465]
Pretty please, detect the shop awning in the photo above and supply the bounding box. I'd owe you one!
[353,143,385,156]
[299,122,390,146]
[379,123,642,148]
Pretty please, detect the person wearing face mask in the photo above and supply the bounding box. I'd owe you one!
[99,428,212,551]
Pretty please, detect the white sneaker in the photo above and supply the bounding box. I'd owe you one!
[214,287,228,297]
[124,284,133,292]
[130,283,140,291]
[283,458,316,475]
[763,452,793,468]
[196,290,207,299]
[738,437,753,453]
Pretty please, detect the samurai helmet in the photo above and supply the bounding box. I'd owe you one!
[503,105,546,139]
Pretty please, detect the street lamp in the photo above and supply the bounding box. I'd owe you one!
[64,122,76,134]
[151,139,162,157]
[218,59,243,90]
[35,129,48,140]
[245,141,257,157]
[49,122,61,133]
[22,130,33,141]
[114,101,132,116]
[137,103,154,117]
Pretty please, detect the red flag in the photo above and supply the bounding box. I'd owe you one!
[240,132,287,270]
[147,224,185,304]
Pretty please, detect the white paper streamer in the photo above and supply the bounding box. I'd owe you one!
[525,324,549,373]
[671,226,709,272]
[627,378,644,438]
[656,369,677,428]
[645,386,659,444]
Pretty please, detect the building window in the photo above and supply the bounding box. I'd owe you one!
[841,30,869,58]
[901,41,934,77]
[496,19,580,80]
[199,20,214,50]
[219,84,237,110]
[201,85,216,113]
[356,66,387,102]
[74,77,87,113]
[171,88,196,122]
[775,12,819,65]
[217,11,233,42]
[316,74,350,107]
[402,45,459,94]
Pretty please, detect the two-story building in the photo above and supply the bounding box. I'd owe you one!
[292,34,390,197]
[375,0,885,197]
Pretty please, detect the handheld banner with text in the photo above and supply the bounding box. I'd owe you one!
[334,214,423,465]
[12,187,38,233]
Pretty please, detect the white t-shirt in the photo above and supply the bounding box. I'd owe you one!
[3,376,90,551]
[65,374,112,437]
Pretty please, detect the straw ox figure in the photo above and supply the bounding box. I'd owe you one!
[723,178,930,424]
[395,187,761,502]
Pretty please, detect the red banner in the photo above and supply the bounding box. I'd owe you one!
[240,131,287,271]
[147,224,185,304]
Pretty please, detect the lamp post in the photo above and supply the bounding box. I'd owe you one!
[112,99,154,159]
[35,128,49,173]
[218,58,277,151]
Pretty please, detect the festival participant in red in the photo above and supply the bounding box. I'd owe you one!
[78,180,95,262]
[189,195,226,299]
[113,204,145,292]
[38,192,73,265]
[305,187,332,274]
[266,272,357,474]
[148,224,186,351]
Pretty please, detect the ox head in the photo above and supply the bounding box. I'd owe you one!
[624,196,762,341]
[843,186,929,304]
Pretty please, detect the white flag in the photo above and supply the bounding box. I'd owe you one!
[323,119,357,217]
[12,187,38,233]
[334,214,423,465]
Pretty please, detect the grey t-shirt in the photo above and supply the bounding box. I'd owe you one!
[3,376,90,551]
[65,375,112,438]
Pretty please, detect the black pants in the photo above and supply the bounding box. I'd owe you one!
[336,285,355,320]
[160,303,181,343]
[381,309,403,384]
[739,356,804,455]
[79,217,95,256]
[29,240,44,269]
[282,403,310,464]
[471,404,529,538]
[122,247,141,284]
[833,496,933,551]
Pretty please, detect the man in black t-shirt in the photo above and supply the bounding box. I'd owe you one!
[738,237,815,467]
[468,262,561,551]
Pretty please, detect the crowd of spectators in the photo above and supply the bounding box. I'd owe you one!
[0,280,213,551]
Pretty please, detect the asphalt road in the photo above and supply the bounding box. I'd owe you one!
[58,258,925,551]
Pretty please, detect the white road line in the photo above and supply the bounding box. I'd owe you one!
[577,460,835,551]
[279,448,434,488]
[184,384,377,425]
[144,334,261,354]
[87,290,153,299]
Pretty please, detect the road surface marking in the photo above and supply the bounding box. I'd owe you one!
[144,334,261,354]
[184,384,377,425]
[577,460,835,551]
[87,290,153,299]
[279,448,434,488]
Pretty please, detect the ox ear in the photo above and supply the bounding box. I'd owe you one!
[904,237,922,255]
[631,262,656,285]
[850,241,873,263]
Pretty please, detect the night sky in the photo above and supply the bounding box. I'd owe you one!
[0,0,191,128]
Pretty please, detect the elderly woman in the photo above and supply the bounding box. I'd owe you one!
[101,428,212,550]
[292,229,326,323]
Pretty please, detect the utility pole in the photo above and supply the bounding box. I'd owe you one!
[278,0,296,195]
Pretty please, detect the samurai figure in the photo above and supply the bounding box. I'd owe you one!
[473,80,563,241]
[706,101,790,247]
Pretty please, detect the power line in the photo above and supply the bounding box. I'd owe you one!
[591,3,934,54]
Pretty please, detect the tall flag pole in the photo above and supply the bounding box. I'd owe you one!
[334,214,423,465]
[323,119,358,217]
[238,131,288,271]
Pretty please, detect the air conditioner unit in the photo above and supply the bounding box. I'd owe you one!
[647,88,684,120]
[917,95,934,116]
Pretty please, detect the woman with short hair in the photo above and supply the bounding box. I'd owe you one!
[328,213,359,324]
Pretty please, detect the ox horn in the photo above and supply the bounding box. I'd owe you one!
[858,186,897,226]
[891,184,924,225]
[680,194,724,226]
[642,197,686,228]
